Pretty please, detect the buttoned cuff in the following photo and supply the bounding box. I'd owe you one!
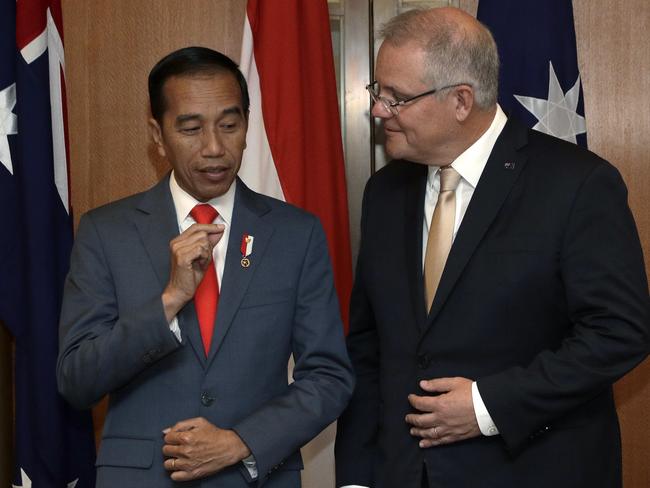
[169,317,182,342]
[472,381,499,436]
[242,455,258,480]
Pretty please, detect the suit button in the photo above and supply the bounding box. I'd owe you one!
[201,392,215,406]
[417,353,431,369]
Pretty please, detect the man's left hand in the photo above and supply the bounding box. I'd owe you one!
[162,417,251,481]
[405,377,481,448]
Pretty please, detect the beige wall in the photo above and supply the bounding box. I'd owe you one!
[572,2,650,486]
[63,0,246,226]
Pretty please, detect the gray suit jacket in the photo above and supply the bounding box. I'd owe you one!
[57,176,354,488]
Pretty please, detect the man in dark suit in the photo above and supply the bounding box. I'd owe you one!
[57,46,354,488]
[335,7,649,488]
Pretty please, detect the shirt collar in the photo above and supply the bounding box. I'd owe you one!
[427,104,508,189]
[169,171,236,227]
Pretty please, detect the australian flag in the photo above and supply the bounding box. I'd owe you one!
[477,0,587,147]
[0,0,96,486]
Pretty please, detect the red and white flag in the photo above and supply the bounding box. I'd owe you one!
[239,0,352,329]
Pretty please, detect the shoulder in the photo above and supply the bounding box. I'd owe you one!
[79,178,169,229]
[506,118,616,181]
[363,159,427,199]
[236,181,322,234]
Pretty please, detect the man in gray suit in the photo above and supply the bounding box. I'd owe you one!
[57,46,354,487]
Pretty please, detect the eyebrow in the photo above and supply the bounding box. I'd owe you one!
[174,106,244,125]
[175,113,201,125]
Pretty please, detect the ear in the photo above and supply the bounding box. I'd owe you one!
[452,85,475,123]
[148,118,166,158]
[242,110,250,150]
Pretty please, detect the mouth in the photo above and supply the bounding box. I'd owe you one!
[384,126,401,136]
[196,166,230,182]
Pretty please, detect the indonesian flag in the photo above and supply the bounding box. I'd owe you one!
[239,0,352,330]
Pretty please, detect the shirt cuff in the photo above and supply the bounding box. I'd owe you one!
[471,381,499,436]
[169,316,182,342]
[242,455,258,480]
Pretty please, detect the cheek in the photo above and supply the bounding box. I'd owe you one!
[226,133,248,157]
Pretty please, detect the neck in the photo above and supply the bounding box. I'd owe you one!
[442,105,497,164]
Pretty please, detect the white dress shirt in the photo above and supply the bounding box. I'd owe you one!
[166,174,258,479]
[421,106,507,439]
[342,107,508,488]
[420,106,507,442]
[166,172,235,342]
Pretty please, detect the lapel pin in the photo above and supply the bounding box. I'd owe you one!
[240,234,254,268]
[504,161,516,170]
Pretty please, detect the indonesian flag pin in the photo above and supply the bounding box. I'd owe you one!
[240,234,254,268]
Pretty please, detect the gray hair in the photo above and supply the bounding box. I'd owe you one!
[380,8,499,109]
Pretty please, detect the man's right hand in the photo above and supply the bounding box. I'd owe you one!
[162,223,225,321]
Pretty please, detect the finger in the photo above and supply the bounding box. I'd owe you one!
[410,426,435,438]
[172,232,216,256]
[419,377,458,393]
[170,417,202,432]
[405,412,437,428]
[162,444,183,457]
[419,432,459,448]
[171,228,222,258]
[407,394,438,413]
[184,223,225,236]
[164,457,180,472]
[171,470,195,482]
[419,438,435,448]
[207,230,224,246]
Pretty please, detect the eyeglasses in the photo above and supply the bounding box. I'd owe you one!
[366,81,467,116]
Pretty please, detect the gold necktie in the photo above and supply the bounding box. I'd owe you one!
[424,165,461,311]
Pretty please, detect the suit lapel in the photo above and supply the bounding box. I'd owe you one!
[402,163,429,331]
[206,179,273,367]
[425,120,529,327]
[133,174,207,366]
[132,175,178,289]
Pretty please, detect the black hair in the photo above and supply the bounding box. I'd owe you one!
[148,46,250,121]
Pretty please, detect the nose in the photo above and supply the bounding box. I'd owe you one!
[370,99,392,118]
[202,129,225,157]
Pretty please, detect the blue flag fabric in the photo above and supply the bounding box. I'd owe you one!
[0,0,96,486]
[477,0,587,147]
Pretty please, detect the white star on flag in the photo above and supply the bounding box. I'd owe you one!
[0,82,18,175]
[12,468,31,488]
[11,468,79,488]
[514,61,587,144]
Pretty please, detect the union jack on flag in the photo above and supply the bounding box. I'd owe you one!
[0,0,96,486]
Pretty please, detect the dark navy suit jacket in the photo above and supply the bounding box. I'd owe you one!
[336,119,649,488]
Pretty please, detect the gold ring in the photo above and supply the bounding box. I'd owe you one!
[433,426,439,439]
[172,458,176,470]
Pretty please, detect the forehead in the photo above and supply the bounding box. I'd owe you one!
[376,41,428,89]
[161,72,243,115]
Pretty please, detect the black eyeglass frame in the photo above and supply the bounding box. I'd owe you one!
[366,81,469,115]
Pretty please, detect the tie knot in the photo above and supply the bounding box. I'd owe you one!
[191,204,218,224]
[439,165,461,192]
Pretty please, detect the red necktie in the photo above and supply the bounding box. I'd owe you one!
[190,204,219,356]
